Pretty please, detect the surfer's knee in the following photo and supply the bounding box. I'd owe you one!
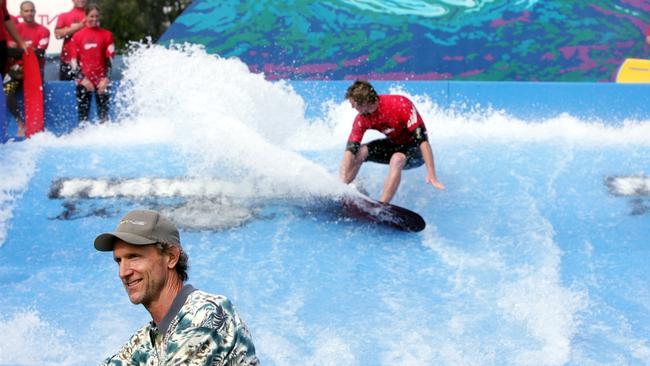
[389,152,407,169]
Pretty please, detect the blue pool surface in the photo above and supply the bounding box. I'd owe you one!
[0,46,649,365]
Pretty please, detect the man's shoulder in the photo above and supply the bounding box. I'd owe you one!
[180,290,235,326]
[186,290,231,309]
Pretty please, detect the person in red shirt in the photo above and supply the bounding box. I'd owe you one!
[340,80,445,203]
[70,4,114,123]
[54,0,86,80]
[0,0,27,77]
[4,1,49,137]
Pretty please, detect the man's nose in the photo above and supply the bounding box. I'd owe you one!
[119,261,133,279]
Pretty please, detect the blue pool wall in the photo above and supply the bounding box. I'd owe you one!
[2,81,120,137]
[6,81,648,138]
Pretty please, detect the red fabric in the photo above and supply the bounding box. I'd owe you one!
[347,95,425,145]
[70,25,115,85]
[646,26,650,36]
[23,51,44,137]
[55,7,85,63]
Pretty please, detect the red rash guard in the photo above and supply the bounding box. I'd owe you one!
[70,26,115,85]
[55,6,85,63]
[7,21,50,68]
[347,95,425,145]
[14,22,50,50]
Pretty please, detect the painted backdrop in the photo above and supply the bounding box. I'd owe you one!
[158,0,650,81]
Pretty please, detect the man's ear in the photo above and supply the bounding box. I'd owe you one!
[166,245,180,269]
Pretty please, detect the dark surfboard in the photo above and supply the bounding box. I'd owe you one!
[341,193,426,232]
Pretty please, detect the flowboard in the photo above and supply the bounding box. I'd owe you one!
[341,193,426,232]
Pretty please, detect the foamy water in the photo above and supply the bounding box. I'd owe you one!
[0,44,649,365]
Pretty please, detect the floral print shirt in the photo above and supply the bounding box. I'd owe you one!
[101,285,259,366]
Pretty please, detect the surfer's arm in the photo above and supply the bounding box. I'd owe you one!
[346,141,360,155]
[411,127,444,189]
[340,141,367,184]
[419,140,445,190]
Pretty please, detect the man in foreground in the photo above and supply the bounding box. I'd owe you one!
[339,80,445,203]
[95,209,259,365]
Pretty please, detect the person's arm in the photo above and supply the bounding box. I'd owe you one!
[4,19,27,52]
[410,125,444,190]
[419,139,445,189]
[54,15,84,39]
[339,115,368,183]
[38,28,50,51]
[97,33,115,94]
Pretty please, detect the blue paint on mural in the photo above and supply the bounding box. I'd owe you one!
[159,1,650,80]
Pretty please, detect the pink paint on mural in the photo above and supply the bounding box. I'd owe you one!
[393,54,409,63]
[343,55,368,67]
[490,10,530,27]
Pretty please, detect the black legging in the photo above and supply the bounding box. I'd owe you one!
[0,40,7,78]
[76,85,110,123]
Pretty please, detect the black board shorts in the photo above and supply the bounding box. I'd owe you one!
[365,138,424,170]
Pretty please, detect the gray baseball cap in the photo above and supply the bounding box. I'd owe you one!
[94,209,180,251]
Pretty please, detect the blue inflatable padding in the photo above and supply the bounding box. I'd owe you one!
[0,85,6,143]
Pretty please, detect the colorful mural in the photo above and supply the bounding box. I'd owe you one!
[159,1,650,81]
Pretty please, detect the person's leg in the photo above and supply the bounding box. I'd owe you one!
[4,82,24,136]
[96,89,110,123]
[76,85,92,123]
[0,40,7,78]
[379,152,407,203]
[402,144,424,170]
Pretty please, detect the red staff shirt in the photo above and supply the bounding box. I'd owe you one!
[7,21,50,68]
[14,22,50,50]
[348,95,425,145]
[70,25,115,85]
[55,6,85,63]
